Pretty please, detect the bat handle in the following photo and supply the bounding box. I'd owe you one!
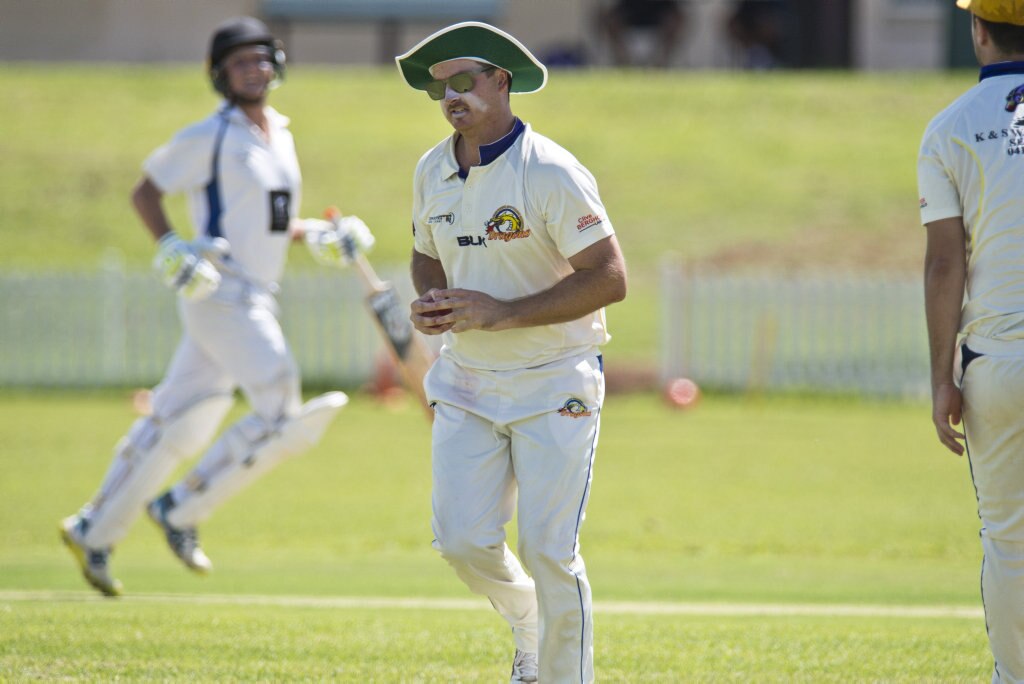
[353,252,385,290]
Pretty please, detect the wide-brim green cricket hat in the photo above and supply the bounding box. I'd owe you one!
[395,21,548,94]
[956,0,1024,26]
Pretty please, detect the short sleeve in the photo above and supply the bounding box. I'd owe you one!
[534,160,615,259]
[142,127,213,195]
[917,128,963,225]
[411,161,438,259]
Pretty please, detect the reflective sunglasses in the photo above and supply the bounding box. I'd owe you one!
[425,66,496,101]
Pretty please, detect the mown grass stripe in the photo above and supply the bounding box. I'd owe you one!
[0,590,984,619]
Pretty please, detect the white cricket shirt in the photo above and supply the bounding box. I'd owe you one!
[412,120,616,371]
[918,61,1024,344]
[143,103,301,288]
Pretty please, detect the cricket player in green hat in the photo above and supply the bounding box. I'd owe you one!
[397,21,628,683]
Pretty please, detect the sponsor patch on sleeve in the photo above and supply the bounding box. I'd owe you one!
[576,214,602,232]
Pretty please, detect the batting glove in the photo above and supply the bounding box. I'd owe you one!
[303,216,375,268]
[152,233,222,301]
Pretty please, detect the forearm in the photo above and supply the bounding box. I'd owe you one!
[422,235,628,334]
[411,249,448,296]
[501,264,627,329]
[924,254,965,390]
[500,238,627,329]
[288,217,307,241]
[131,177,173,243]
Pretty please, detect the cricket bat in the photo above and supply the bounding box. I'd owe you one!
[324,207,435,415]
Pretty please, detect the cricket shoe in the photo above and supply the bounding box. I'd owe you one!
[59,515,123,597]
[147,492,213,574]
[510,649,539,683]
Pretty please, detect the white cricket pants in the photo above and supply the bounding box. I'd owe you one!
[167,275,301,421]
[82,274,301,547]
[961,337,1024,684]
[425,351,603,684]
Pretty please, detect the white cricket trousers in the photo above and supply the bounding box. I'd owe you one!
[425,351,604,684]
[169,275,301,421]
[961,337,1024,684]
[82,275,301,547]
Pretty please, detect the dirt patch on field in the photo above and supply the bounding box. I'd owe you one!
[605,362,661,394]
[697,224,924,276]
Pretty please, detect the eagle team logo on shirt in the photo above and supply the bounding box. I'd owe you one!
[557,398,592,418]
[485,205,531,242]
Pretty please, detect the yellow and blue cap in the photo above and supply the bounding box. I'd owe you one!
[957,0,1024,26]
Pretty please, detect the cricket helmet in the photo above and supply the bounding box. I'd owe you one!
[208,16,286,96]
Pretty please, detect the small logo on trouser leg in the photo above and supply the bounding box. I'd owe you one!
[557,398,592,418]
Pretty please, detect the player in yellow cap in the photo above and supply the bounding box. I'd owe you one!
[398,21,627,683]
[920,1,1024,680]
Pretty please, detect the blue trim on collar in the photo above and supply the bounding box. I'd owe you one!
[979,61,1024,81]
[456,118,526,180]
[480,118,525,166]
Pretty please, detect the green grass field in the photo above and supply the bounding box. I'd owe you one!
[0,390,992,680]
[0,66,994,679]
[0,601,989,681]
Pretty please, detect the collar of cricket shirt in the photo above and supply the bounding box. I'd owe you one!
[454,117,526,180]
[979,60,1024,81]
[479,117,525,166]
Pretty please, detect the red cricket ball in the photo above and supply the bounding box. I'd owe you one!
[664,377,700,409]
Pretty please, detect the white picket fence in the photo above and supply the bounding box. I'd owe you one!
[0,266,931,397]
[659,262,930,398]
[0,266,408,388]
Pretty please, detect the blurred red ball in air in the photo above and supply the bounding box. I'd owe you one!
[664,377,700,409]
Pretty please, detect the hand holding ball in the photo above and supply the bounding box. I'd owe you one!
[422,292,452,325]
[423,307,452,319]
